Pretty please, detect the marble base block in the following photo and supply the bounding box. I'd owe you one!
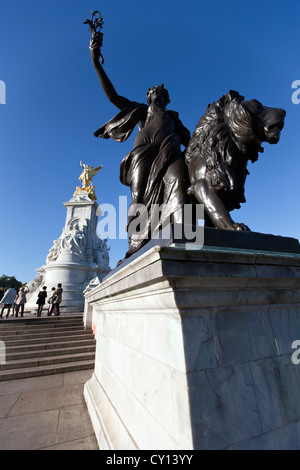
[84,242,300,450]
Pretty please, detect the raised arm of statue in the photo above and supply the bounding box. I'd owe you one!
[89,36,131,111]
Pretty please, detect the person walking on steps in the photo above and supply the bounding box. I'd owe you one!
[50,283,63,316]
[36,286,47,317]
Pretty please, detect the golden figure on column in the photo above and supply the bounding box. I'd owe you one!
[73,161,103,200]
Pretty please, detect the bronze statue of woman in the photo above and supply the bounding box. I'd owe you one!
[89,35,191,257]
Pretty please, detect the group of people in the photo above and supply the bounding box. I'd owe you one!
[0,283,63,319]
[36,284,63,317]
[0,286,29,319]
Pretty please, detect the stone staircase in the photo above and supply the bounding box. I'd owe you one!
[0,315,96,381]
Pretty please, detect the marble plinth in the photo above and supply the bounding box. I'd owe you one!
[84,238,300,450]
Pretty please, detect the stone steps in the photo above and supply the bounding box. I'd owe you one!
[0,322,85,333]
[0,361,95,381]
[6,344,96,361]
[2,329,93,342]
[0,314,96,381]
[0,316,83,328]
[2,338,95,354]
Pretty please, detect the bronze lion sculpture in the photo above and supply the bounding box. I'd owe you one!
[185,90,285,231]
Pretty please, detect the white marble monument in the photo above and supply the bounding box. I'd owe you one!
[26,163,111,311]
[83,228,300,450]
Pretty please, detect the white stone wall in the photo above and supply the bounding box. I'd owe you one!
[84,245,300,450]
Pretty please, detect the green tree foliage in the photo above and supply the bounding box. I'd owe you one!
[0,275,23,291]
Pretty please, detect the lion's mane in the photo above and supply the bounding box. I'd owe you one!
[185,90,263,212]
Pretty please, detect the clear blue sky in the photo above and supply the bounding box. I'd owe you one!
[0,0,299,283]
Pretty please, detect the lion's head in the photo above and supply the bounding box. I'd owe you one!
[186,90,285,212]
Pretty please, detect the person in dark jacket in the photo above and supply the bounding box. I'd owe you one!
[36,286,47,317]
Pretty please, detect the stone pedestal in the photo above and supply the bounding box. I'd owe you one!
[26,191,110,311]
[84,232,300,450]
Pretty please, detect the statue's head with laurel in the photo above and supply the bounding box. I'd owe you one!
[147,84,170,107]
